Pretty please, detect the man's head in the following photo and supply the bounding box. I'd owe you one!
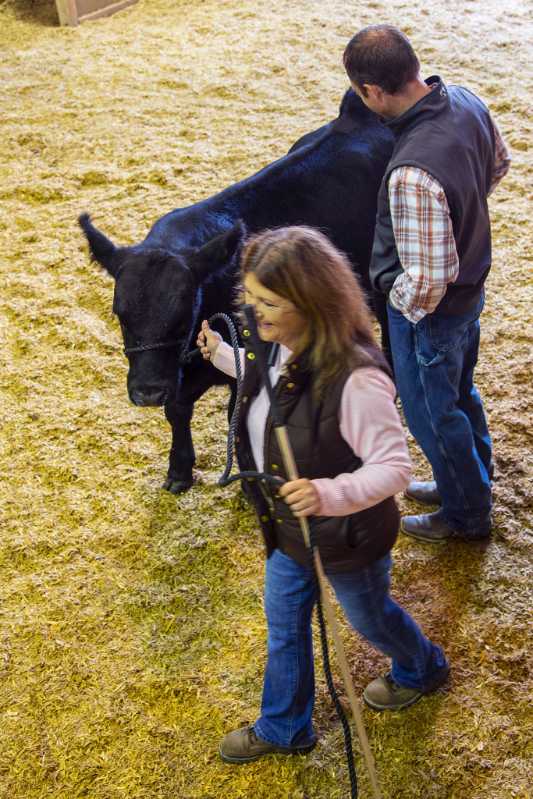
[343,25,422,117]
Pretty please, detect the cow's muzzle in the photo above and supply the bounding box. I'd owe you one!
[129,388,168,407]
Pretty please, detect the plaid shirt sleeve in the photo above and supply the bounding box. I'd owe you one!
[489,118,511,194]
[388,167,459,323]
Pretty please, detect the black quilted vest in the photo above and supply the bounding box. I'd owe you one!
[370,76,496,315]
[236,339,399,573]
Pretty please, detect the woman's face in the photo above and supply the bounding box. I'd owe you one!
[243,272,307,350]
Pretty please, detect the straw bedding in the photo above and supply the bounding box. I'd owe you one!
[0,0,531,796]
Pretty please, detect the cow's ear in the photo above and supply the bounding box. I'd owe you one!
[190,221,246,281]
[78,213,124,278]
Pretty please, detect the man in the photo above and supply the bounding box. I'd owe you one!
[343,25,510,542]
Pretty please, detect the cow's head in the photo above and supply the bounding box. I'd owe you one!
[79,213,244,407]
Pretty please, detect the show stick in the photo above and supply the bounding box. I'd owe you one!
[242,305,383,799]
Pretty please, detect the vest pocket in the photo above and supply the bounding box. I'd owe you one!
[345,500,400,551]
[345,516,364,549]
[312,516,355,554]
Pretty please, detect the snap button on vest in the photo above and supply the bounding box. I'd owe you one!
[247,352,256,360]
[287,382,295,389]
[243,329,251,337]
[271,463,279,470]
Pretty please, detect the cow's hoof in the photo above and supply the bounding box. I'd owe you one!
[163,477,194,494]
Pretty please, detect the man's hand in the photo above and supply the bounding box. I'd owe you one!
[196,320,222,361]
[279,478,321,517]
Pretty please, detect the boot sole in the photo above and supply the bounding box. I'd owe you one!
[401,522,491,544]
[363,690,423,711]
[363,666,451,711]
[400,524,450,543]
[219,741,315,764]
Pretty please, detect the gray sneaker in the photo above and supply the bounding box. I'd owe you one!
[219,725,316,764]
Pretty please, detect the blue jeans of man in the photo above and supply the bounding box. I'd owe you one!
[387,297,492,535]
[253,549,448,747]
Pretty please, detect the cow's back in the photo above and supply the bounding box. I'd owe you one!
[144,90,394,285]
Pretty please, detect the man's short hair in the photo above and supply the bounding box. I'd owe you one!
[343,25,420,95]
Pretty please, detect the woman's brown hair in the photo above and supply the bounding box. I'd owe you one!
[240,226,387,396]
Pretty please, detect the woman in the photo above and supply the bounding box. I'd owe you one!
[196,226,449,764]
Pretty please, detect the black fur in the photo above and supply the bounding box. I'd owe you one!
[79,89,394,493]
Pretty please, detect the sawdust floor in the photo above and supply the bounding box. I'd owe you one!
[0,0,531,797]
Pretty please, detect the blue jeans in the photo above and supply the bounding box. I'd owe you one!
[254,549,448,747]
[387,299,492,535]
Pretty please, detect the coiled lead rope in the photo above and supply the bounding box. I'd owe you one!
[204,313,244,486]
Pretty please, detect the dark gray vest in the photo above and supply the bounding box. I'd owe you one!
[236,340,399,573]
[370,76,496,315]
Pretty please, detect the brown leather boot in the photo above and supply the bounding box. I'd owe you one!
[363,667,450,711]
[219,725,316,764]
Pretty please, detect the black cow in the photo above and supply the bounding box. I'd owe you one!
[79,89,394,493]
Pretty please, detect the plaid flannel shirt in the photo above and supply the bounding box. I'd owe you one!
[388,119,511,323]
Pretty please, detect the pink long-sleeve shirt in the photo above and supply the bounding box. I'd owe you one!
[212,342,411,517]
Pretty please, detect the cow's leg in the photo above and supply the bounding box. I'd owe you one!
[371,289,393,375]
[163,399,195,494]
[163,366,235,494]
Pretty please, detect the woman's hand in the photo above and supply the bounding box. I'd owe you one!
[279,478,321,517]
[196,320,222,361]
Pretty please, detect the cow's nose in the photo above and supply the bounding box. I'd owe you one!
[130,388,168,407]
